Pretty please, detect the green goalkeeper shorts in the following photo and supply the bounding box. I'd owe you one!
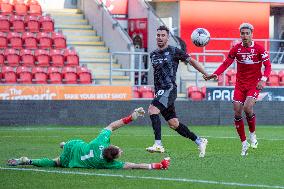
[59,139,84,168]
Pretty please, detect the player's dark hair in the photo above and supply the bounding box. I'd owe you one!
[157,25,169,35]
[103,145,120,162]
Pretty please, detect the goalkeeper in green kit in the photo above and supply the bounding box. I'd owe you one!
[7,107,170,170]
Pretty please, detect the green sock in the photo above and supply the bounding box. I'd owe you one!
[31,158,56,167]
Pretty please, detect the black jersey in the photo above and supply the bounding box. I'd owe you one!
[150,45,190,91]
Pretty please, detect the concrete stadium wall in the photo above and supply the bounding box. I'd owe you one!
[0,101,283,126]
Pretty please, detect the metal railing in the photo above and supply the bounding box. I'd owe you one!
[110,52,150,85]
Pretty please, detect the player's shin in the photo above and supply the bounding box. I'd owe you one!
[246,113,256,133]
[31,158,57,167]
[175,123,197,141]
[234,116,246,142]
[150,114,162,141]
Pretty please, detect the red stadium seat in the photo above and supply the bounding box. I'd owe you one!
[50,49,64,67]
[4,48,20,66]
[7,32,23,49]
[201,86,206,97]
[62,66,77,84]
[27,0,39,5]
[133,86,140,98]
[64,48,79,66]
[0,15,10,32]
[77,66,92,84]
[16,66,32,84]
[12,0,25,4]
[22,31,37,49]
[32,66,47,84]
[0,0,14,15]
[226,69,236,86]
[28,1,42,16]
[2,66,17,83]
[20,49,35,66]
[188,86,205,101]
[37,32,52,49]
[279,70,284,86]
[34,49,50,67]
[47,66,62,84]
[52,31,66,49]
[0,31,8,48]
[139,86,154,98]
[14,0,28,15]
[25,15,40,32]
[0,49,5,65]
[10,15,25,32]
[266,71,279,86]
[39,15,54,32]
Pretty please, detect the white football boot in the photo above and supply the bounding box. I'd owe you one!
[59,141,66,149]
[241,141,250,156]
[131,107,145,120]
[198,138,208,158]
[250,133,258,149]
[7,157,31,166]
[146,144,165,153]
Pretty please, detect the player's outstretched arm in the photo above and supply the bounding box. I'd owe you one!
[188,58,209,77]
[123,157,170,170]
[105,107,145,132]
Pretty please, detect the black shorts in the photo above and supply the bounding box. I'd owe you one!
[151,87,177,121]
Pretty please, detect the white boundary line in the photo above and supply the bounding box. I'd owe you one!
[0,167,284,189]
[1,135,284,141]
[0,126,284,131]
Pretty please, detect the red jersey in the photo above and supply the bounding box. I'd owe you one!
[214,41,271,87]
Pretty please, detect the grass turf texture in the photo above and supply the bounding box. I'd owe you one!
[0,126,284,189]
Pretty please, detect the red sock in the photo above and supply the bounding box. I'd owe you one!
[122,115,132,124]
[246,114,256,133]
[234,117,246,142]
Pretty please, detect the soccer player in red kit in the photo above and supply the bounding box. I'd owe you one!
[205,23,271,156]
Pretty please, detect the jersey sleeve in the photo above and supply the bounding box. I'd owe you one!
[213,47,236,76]
[175,47,191,63]
[90,129,112,145]
[259,46,271,78]
[103,160,125,169]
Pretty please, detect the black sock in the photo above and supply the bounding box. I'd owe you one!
[150,114,161,140]
[175,123,197,141]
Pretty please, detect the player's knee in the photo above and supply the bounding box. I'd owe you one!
[243,105,253,114]
[148,105,160,115]
[168,118,179,129]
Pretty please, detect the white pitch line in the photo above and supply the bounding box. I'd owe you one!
[0,167,284,189]
[0,126,284,131]
[1,135,284,141]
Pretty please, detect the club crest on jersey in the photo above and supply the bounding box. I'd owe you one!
[165,52,169,56]
[262,51,268,58]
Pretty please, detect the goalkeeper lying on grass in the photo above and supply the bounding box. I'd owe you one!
[7,107,170,170]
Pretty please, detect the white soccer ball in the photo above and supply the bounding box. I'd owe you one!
[191,28,210,47]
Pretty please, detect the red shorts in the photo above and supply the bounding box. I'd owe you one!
[233,85,261,104]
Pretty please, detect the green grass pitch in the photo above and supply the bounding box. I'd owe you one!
[0,125,284,189]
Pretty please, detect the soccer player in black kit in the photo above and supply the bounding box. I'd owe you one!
[146,26,209,157]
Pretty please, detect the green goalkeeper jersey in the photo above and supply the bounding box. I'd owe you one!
[60,129,125,169]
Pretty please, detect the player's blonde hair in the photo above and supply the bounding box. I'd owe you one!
[239,23,254,32]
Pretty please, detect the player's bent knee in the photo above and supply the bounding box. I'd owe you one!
[243,105,253,114]
[148,105,160,115]
[168,118,179,129]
